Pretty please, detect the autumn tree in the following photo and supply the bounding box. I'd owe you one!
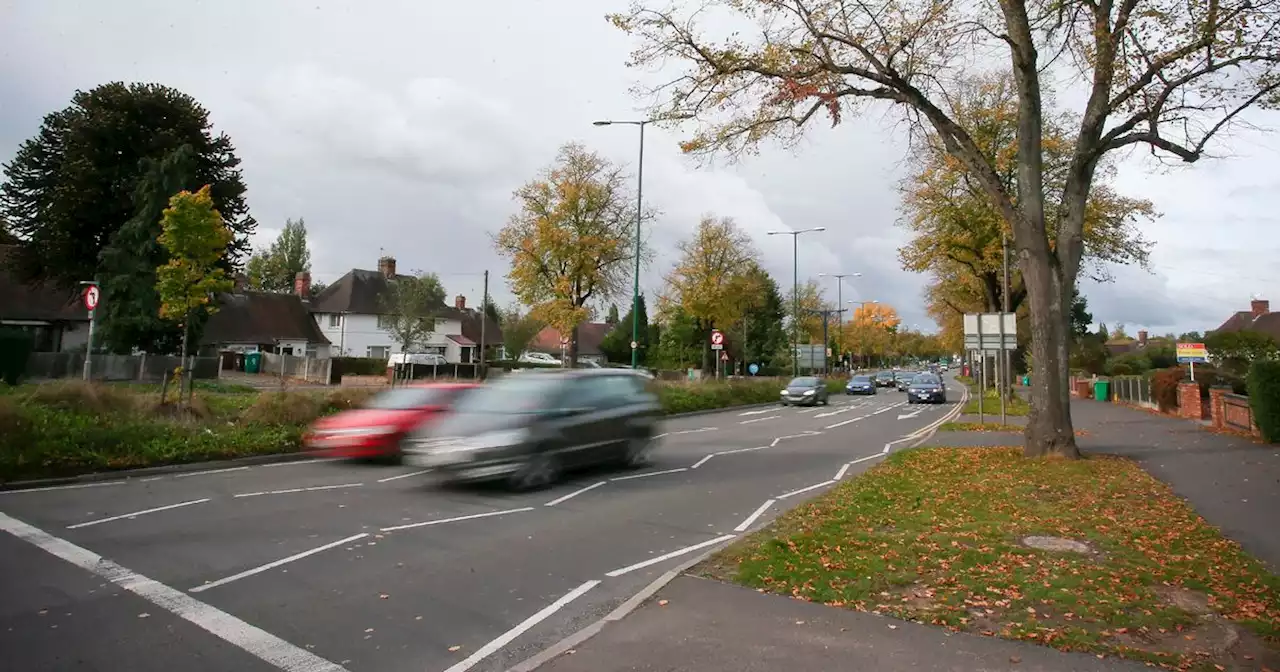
[494,143,650,367]
[155,186,233,402]
[610,0,1280,457]
[380,273,447,356]
[499,306,546,361]
[246,218,312,292]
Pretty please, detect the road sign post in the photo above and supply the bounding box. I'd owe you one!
[80,282,100,381]
[963,313,1017,425]
[1176,342,1208,381]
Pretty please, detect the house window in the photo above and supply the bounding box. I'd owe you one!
[328,314,342,328]
[459,347,473,363]
[305,344,317,358]
[377,315,394,329]
[367,345,390,359]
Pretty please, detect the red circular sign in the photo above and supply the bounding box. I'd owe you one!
[82,285,100,311]
[710,330,724,345]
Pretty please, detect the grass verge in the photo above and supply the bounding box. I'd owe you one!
[700,446,1280,670]
[938,421,1023,432]
[962,389,1030,416]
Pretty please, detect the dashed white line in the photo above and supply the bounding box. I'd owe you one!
[733,499,775,532]
[381,507,534,532]
[544,481,607,506]
[174,466,251,478]
[714,446,768,456]
[737,408,773,416]
[190,533,369,593]
[833,463,852,481]
[770,431,821,447]
[824,416,864,430]
[739,415,780,424]
[443,580,600,672]
[0,512,347,672]
[849,453,888,466]
[654,427,718,439]
[67,498,211,529]
[604,534,738,577]
[0,481,124,495]
[375,469,432,483]
[233,483,364,498]
[814,405,856,419]
[610,467,688,482]
[690,454,716,469]
[777,480,836,500]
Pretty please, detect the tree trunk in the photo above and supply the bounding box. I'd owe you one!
[178,311,190,407]
[1020,255,1080,458]
[700,319,712,374]
[568,323,580,368]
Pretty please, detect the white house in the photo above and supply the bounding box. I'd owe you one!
[309,256,502,363]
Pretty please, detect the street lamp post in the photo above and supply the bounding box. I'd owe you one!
[819,272,862,371]
[767,228,825,376]
[846,300,878,369]
[593,119,648,369]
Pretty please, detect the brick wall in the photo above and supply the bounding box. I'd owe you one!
[1209,386,1262,437]
[1178,382,1202,420]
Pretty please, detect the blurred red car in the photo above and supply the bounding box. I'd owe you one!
[303,383,478,459]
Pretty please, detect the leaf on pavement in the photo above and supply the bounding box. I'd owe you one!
[448,645,462,652]
[658,599,669,606]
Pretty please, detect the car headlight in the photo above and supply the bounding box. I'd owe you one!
[780,389,788,395]
[803,389,815,396]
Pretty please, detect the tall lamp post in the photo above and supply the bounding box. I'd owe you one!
[767,227,825,376]
[819,272,862,371]
[846,300,878,369]
[593,119,648,369]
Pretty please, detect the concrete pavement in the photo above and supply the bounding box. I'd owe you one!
[0,385,964,672]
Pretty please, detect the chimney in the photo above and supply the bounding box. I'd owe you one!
[378,256,397,279]
[455,294,466,310]
[294,271,311,300]
[233,273,248,293]
[1252,299,1270,318]
[1138,330,1148,346]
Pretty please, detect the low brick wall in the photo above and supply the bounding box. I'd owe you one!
[1177,382,1201,420]
[1208,386,1261,437]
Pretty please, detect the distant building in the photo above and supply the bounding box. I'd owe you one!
[0,244,89,352]
[199,272,331,357]
[529,323,612,364]
[1208,299,1280,340]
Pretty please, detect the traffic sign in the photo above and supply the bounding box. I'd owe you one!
[710,330,724,350]
[720,351,729,362]
[630,340,638,350]
[82,285,100,311]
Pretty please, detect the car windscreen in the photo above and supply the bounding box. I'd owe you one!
[912,375,941,385]
[787,377,819,387]
[851,376,872,383]
[876,372,893,378]
[451,374,565,414]
[365,386,458,410]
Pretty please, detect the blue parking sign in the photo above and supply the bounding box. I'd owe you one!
[748,363,760,375]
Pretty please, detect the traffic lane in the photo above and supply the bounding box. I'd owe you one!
[0,531,280,672]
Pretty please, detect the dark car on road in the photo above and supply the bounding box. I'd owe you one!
[874,370,896,387]
[401,369,662,490]
[895,372,918,391]
[780,376,829,406]
[845,374,876,395]
[907,373,948,404]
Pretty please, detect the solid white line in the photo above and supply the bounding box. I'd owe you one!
[833,463,852,481]
[442,580,600,672]
[0,481,124,495]
[233,483,363,498]
[733,499,775,532]
[849,453,887,466]
[610,467,688,482]
[174,466,251,479]
[739,415,779,424]
[375,469,432,483]
[259,457,343,468]
[652,433,668,439]
[824,416,864,430]
[737,408,773,416]
[777,480,836,500]
[190,533,369,593]
[689,454,715,469]
[0,512,346,672]
[671,427,717,435]
[544,481,607,506]
[769,431,821,447]
[380,507,534,532]
[67,498,211,529]
[604,534,737,577]
[714,446,768,456]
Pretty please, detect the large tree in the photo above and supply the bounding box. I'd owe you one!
[494,143,651,366]
[1,82,253,290]
[610,0,1280,457]
[600,293,653,364]
[381,273,447,355]
[499,306,545,361]
[246,218,312,293]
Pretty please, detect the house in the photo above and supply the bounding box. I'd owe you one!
[529,322,612,364]
[0,244,90,352]
[1208,299,1280,340]
[1104,330,1170,356]
[199,273,331,357]
[308,256,502,363]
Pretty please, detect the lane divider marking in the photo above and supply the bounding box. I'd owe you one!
[191,532,369,593]
[604,534,737,577]
[233,483,364,498]
[381,507,534,533]
[67,498,211,530]
[443,580,601,672]
[610,467,688,482]
[777,480,835,500]
[544,481,607,506]
[733,499,776,532]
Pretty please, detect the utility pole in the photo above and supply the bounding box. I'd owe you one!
[1002,234,1011,424]
[807,307,846,375]
[767,228,825,376]
[479,269,488,378]
[819,272,862,372]
[591,118,648,370]
[79,281,100,381]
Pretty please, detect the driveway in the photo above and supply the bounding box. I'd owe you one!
[0,386,964,672]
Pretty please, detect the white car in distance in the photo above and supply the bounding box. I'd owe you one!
[519,352,563,366]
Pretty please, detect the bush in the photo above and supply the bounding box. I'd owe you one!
[1248,360,1280,443]
[0,328,34,385]
[1106,353,1151,376]
[241,391,324,426]
[654,379,784,414]
[328,356,389,383]
[25,381,141,414]
[1150,367,1185,412]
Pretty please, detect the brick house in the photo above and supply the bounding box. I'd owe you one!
[529,323,612,364]
[1208,299,1280,340]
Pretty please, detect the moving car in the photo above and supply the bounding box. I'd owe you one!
[402,369,661,490]
[845,375,876,395]
[907,373,948,404]
[895,372,918,391]
[303,383,478,460]
[520,352,563,366]
[780,376,829,406]
[874,370,896,387]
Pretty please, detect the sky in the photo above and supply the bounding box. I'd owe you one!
[1,0,1278,338]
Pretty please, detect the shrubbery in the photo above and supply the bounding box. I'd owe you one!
[1248,360,1280,443]
[0,329,34,385]
[1150,367,1184,412]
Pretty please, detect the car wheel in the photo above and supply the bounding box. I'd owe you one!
[622,435,653,469]
[508,452,560,491]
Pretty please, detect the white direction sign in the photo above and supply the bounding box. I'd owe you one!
[82,285,100,311]
[963,312,1017,351]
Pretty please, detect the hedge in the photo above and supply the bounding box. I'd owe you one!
[1248,360,1280,443]
[0,329,34,386]
[328,356,388,383]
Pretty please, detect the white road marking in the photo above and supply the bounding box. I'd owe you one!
[795,406,823,413]
[882,442,894,454]
[833,463,852,481]
[190,533,369,593]
[770,431,821,447]
[0,512,347,672]
[233,483,363,498]
[610,467,688,482]
[849,453,887,466]
[375,469,432,483]
[739,415,779,424]
[690,454,715,469]
[654,427,718,439]
[174,466,251,478]
[714,446,768,456]
[140,476,167,482]
[605,534,737,577]
[824,416,864,430]
[380,507,534,532]
[544,481,607,506]
[737,408,773,416]
[733,499,775,532]
[259,458,343,468]
[814,405,856,419]
[0,481,124,495]
[897,408,924,420]
[443,580,600,672]
[777,480,836,500]
[67,498,211,529]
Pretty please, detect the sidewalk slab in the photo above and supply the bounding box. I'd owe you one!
[537,575,1146,672]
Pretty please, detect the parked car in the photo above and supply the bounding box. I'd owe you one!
[520,352,563,366]
[389,352,448,367]
[303,383,478,460]
[907,373,948,404]
[780,376,829,406]
[875,370,897,387]
[845,374,877,395]
[402,369,661,490]
[895,372,918,391]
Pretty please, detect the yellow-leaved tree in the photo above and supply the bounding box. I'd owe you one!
[494,143,650,366]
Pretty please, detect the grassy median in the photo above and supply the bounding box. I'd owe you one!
[962,387,1030,416]
[938,421,1023,432]
[701,446,1280,669]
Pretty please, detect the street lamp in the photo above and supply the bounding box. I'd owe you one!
[819,272,862,371]
[593,119,648,369]
[767,227,826,376]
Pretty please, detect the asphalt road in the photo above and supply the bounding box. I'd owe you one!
[0,382,964,672]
